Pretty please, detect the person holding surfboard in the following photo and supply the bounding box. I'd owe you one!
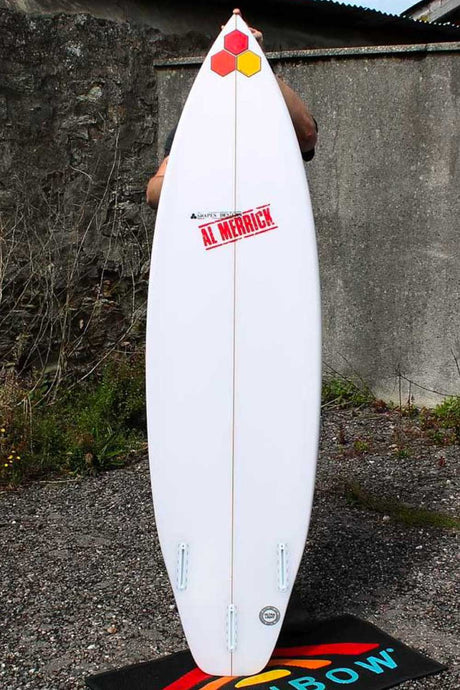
[146,9,317,209]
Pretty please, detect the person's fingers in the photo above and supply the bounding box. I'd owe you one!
[249,27,264,45]
[224,9,264,47]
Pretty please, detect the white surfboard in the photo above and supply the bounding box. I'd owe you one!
[146,13,321,677]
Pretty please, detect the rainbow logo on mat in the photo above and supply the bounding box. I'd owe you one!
[160,641,403,690]
[211,30,261,77]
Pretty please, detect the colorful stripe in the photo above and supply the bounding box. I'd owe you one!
[273,643,380,658]
[200,676,237,690]
[268,659,332,669]
[235,670,292,687]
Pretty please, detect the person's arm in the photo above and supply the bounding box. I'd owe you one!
[276,76,317,155]
[241,11,317,156]
[244,19,316,155]
[146,156,169,209]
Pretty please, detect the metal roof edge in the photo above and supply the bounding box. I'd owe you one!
[152,41,460,67]
[307,0,460,30]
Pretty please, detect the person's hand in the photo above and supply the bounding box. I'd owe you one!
[249,27,264,48]
[221,8,264,48]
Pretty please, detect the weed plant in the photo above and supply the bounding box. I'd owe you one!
[0,352,146,487]
[322,376,373,408]
[421,396,460,445]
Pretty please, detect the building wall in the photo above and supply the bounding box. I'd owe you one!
[156,45,460,405]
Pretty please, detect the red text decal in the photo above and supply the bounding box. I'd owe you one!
[198,204,277,251]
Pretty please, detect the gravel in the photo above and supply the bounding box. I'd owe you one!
[0,406,458,689]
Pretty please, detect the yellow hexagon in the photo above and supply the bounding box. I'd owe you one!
[236,50,261,77]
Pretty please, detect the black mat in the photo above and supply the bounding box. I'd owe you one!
[85,614,446,690]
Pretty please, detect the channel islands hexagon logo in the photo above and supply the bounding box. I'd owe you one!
[211,29,261,78]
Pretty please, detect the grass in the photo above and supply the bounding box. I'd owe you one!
[353,438,370,454]
[421,396,460,445]
[322,376,374,409]
[0,352,146,487]
[2,360,459,487]
[345,481,459,530]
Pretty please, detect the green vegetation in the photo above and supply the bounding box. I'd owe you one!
[394,447,410,459]
[0,353,146,487]
[433,396,460,425]
[322,376,374,409]
[2,360,458,488]
[345,481,459,530]
[421,396,460,445]
[353,438,370,454]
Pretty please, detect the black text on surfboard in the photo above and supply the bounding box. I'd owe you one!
[197,203,278,251]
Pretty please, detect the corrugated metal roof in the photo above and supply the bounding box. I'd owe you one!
[193,0,460,44]
[404,0,460,18]
[403,0,460,24]
[333,0,458,26]
[263,0,460,30]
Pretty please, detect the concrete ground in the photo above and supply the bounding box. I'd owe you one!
[0,406,458,689]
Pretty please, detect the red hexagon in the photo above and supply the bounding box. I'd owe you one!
[224,29,248,55]
[211,50,236,76]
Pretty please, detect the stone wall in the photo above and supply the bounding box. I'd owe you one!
[0,8,207,376]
